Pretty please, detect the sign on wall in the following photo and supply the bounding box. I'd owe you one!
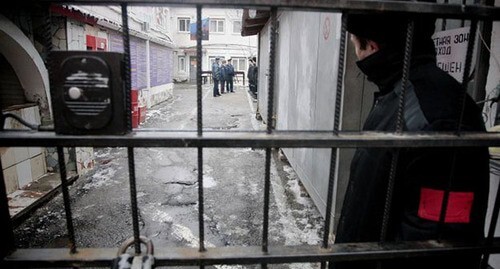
[190,18,209,41]
[432,26,474,83]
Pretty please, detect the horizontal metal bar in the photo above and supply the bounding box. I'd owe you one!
[28,0,500,20]
[3,239,500,267]
[1,130,500,148]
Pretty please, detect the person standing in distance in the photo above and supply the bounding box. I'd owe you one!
[212,57,221,97]
[226,58,235,93]
[333,2,489,269]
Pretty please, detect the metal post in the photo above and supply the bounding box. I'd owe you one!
[57,147,77,253]
[322,12,348,269]
[196,5,206,259]
[379,19,415,243]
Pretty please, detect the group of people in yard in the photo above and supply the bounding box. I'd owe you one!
[211,56,258,98]
[211,57,235,97]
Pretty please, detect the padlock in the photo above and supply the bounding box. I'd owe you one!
[111,253,132,269]
[113,236,155,269]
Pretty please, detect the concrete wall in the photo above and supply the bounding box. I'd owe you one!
[257,11,344,218]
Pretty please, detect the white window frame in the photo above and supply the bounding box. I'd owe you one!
[178,56,186,72]
[232,20,242,34]
[210,18,225,33]
[232,57,247,72]
[178,17,191,33]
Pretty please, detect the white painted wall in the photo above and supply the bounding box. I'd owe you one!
[258,11,342,217]
[169,7,257,81]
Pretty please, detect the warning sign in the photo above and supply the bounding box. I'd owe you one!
[432,26,474,83]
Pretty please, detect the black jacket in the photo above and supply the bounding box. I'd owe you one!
[334,47,489,269]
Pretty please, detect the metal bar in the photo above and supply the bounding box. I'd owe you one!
[31,0,500,20]
[196,5,206,259]
[473,0,494,109]
[379,20,414,244]
[262,149,271,253]
[436,19,479,239]
[457,19,478,133]
[322,11,347,250]
[196,4,203,136]
[461,0,467,27]
[0,154,15,259]
[127,147,141,254]
[266,7,277,134]
[121,3,132,131]
[261,8,277,269]
[122,4,141,254]
[56,147,77,253]
[1,131,499,148]
[4,239,500,267]
[441,0,449,31]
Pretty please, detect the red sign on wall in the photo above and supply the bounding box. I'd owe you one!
[86,35,107,51]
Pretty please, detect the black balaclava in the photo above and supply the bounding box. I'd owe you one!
[346,0,437,91]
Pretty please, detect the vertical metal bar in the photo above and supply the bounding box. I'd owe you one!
[323,12,347,247]
[0,156,15,259]
[121,3,141,255]
[121,3,132,132]
[322,12,347,269]
[438,19,477,240]
[461,0,467,27]
[441,0,449,31]
[57,147,77,253]
[196,5,206,260]
[127,147,141,254]
[262,148,272,269]
[481,182,500,269]
[196,5,203,137]
[473,5,493,108]
[266,7,277,135]
[460,20,478,91]
[262,8,277,269]
[379,20,414,243]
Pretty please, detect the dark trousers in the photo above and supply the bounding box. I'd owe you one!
[226,78,234,92]
[213,79,219,96]
[220,79,225,93]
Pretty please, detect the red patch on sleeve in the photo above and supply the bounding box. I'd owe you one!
[418,187,474,223]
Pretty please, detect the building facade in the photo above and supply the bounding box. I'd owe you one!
[170,8,257,83]
[0,4,176,197]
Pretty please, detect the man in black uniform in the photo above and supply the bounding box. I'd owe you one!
[334,2,490,269]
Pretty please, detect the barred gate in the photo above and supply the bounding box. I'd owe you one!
[1,1,500,268]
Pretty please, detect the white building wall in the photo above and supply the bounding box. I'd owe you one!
[169,7,257,81]
[258,11,342,218]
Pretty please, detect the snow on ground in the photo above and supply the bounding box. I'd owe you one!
[81,166,118,190]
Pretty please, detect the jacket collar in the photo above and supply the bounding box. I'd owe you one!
[356,46,436,96]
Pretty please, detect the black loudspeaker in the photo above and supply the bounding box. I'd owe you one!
[51,51,128,135]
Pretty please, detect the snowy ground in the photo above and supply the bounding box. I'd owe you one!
[14,83,325,269]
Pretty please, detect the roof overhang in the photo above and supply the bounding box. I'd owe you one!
[241,9,270,37]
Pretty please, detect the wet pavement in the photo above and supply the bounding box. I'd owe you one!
[13,83,325,269]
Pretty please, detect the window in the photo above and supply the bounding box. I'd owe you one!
[210,19,225,33]
[178,56,186,72]
[232,57,247,72]
[178,17,190,32]
[233,21,242,33]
